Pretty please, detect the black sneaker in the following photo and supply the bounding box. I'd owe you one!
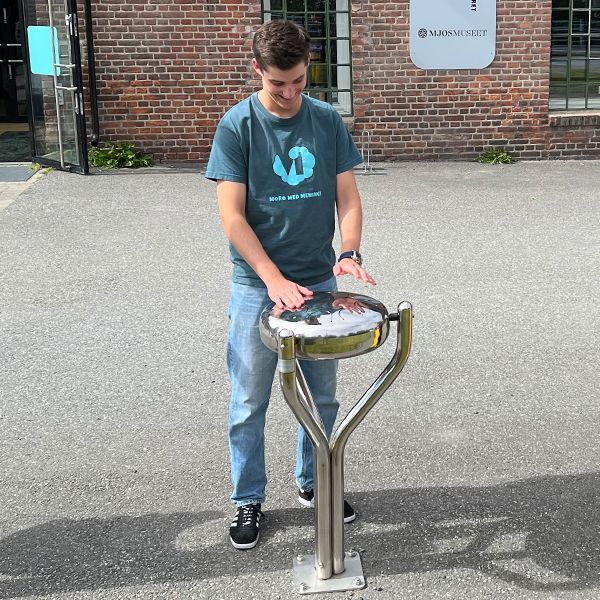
[298,488,356,523]
[229,503,263,549]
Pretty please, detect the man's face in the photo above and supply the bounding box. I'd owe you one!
[252,58,308,115]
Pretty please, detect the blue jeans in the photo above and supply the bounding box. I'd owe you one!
[227,276,338,507]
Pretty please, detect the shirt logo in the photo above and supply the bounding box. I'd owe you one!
[273,146,315,186]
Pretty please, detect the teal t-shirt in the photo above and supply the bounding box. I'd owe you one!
[205,93,362,287]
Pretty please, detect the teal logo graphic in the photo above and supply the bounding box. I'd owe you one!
[273,146,315,186]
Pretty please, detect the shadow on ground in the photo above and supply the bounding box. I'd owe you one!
[2,472,600,597]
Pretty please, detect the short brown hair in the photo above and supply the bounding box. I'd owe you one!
[253,20,311,71]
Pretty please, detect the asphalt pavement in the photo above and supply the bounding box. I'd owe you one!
[1,160,600,600]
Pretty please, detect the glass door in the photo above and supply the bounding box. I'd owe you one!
[0,0,31,161]
[21,0,87,172]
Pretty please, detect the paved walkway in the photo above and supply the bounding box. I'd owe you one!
[0,165,47,212]
[1,161,599,600]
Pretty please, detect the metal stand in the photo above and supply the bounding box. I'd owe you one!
[293,551,365,594]
[276,302,413,594]
[353,130,387,176]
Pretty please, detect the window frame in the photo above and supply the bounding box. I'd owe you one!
[261,0,354,116]
[550,0,600,111]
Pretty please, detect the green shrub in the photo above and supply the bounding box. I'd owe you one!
[477,148,515,165]
[88,143,154,168]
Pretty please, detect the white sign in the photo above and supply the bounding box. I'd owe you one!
[410,0,496,70]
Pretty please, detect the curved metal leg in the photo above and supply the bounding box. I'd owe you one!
[278,331,333,581]
[330,302,413,574]
[295,360,327,434]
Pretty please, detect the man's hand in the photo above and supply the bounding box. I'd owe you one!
[266,276,314,309]
[333,258,376,285]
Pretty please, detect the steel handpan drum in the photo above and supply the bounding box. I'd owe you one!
[260,291,413,592]
[259,292,390,360]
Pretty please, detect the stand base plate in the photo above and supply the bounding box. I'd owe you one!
[292,552,366,594]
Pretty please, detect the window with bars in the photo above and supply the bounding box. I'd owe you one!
[262,0,353,116]
[550,0,600,110]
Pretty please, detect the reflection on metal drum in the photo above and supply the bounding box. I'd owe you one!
[259,291,390,360]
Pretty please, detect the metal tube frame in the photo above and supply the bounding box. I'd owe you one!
[47,0,65,168]
[278,335,333,580]
[276,302,413,594]
[353,129,387,176]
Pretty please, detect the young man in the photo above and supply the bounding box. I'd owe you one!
[205,19,375,550]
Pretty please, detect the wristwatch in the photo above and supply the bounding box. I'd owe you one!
[337,250,362,266]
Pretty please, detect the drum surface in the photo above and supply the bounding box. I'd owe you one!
[259,292,389,360]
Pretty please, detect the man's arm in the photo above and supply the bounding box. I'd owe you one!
[333,170,376,285]
[216,180,313,309]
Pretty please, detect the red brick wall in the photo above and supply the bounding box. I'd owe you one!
[91,0,261,162]
[351,0,598,160]
[89,1,600,162]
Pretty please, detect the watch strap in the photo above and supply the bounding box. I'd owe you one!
[337,250,362,265]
